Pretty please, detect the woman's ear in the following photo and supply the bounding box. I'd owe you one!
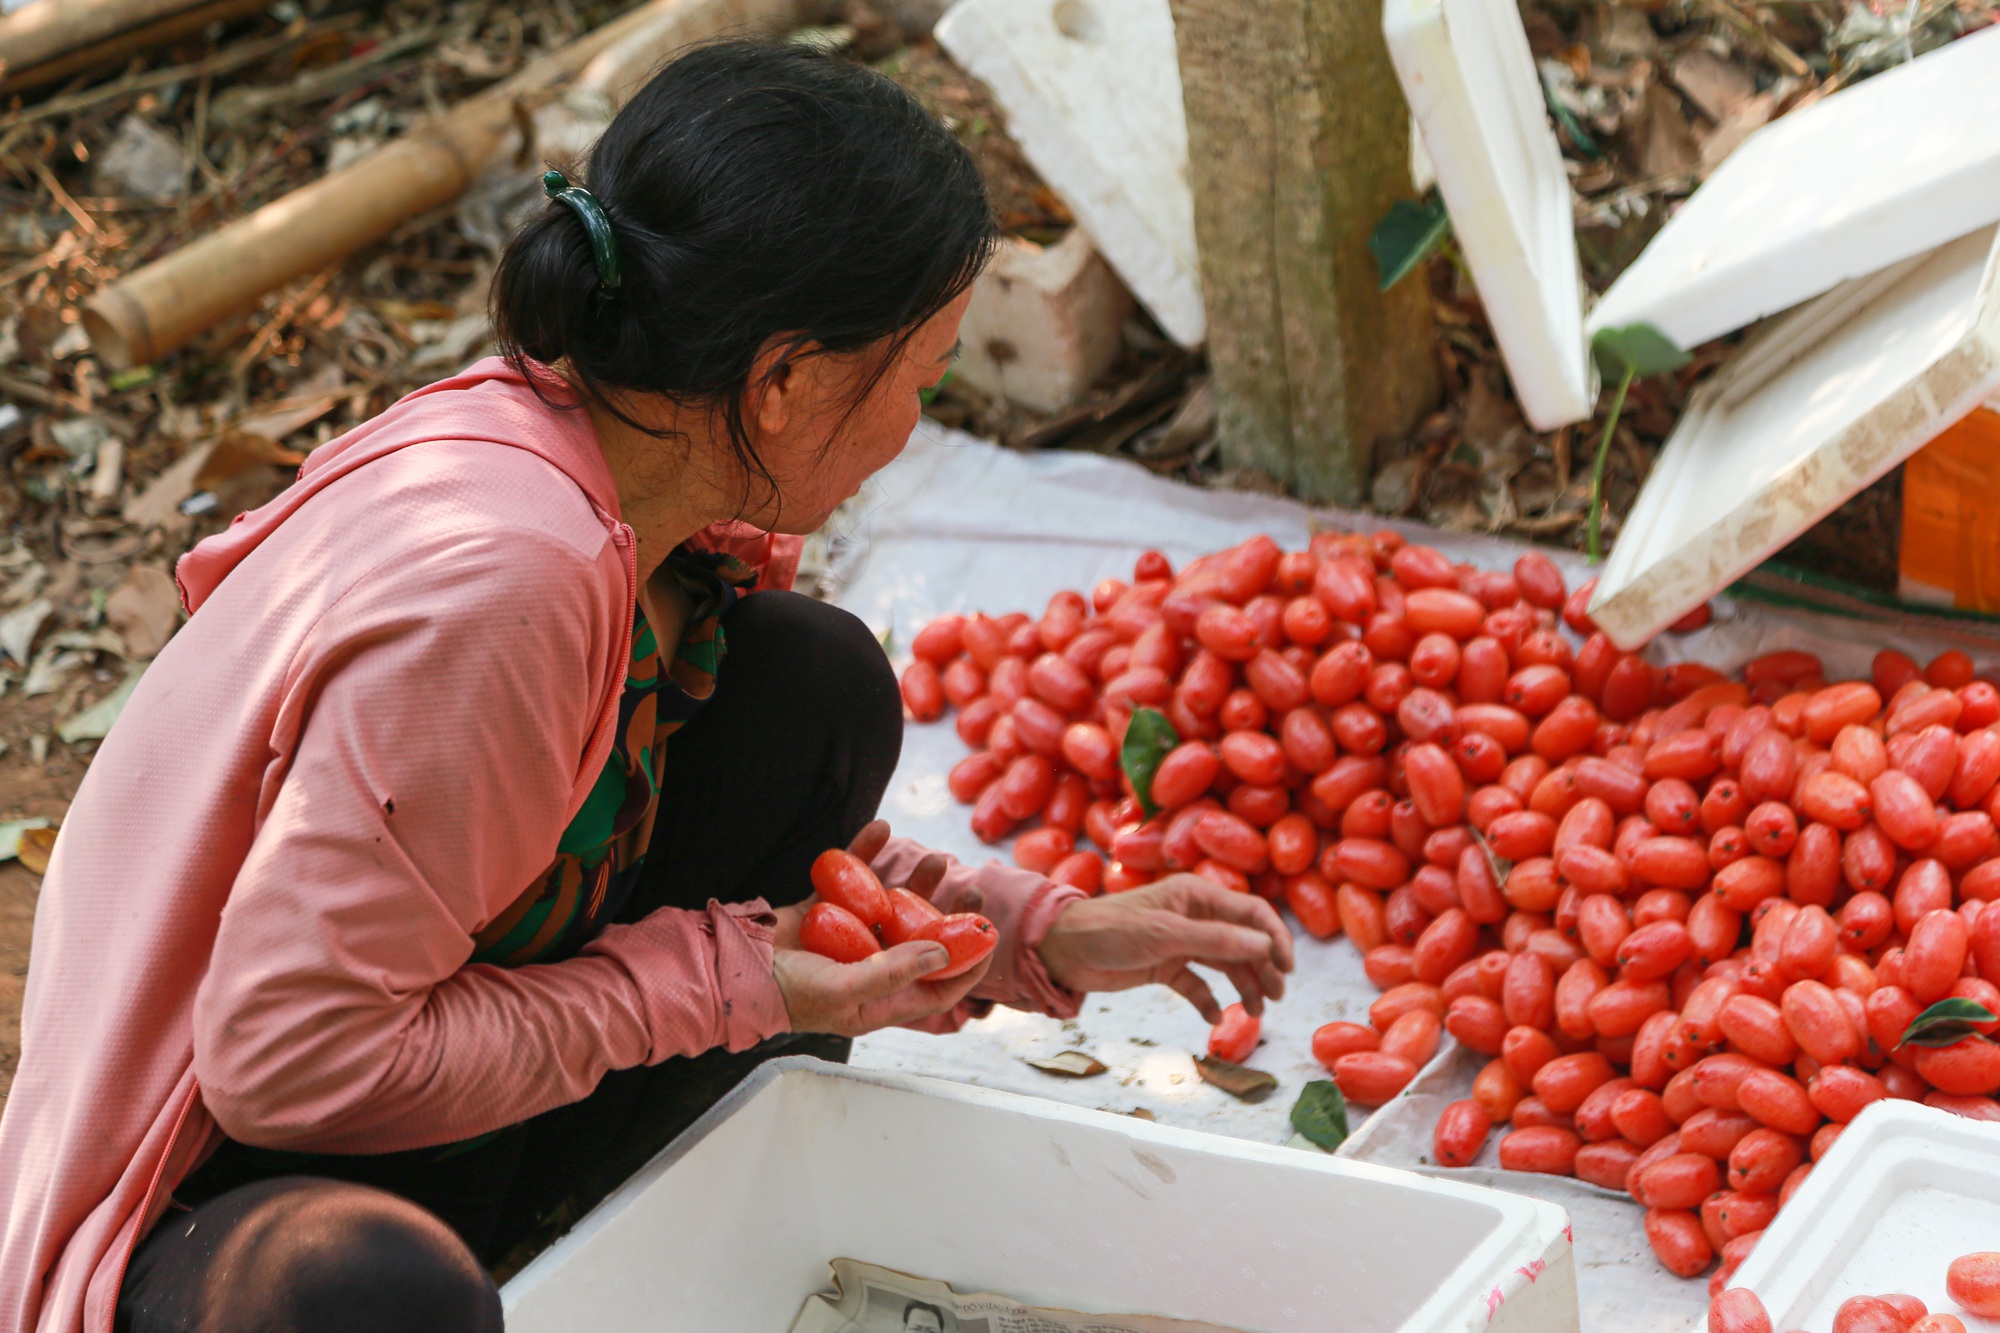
[746,334,838,439]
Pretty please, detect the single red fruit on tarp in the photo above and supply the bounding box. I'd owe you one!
[915,913,998,978]
[800,902,882,964]
[810,848,891,930]
[1209,1002,1261,1063]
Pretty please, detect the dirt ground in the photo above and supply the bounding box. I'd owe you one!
[0,690,94,1104]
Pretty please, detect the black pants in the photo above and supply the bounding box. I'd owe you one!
[116,591,902,1332]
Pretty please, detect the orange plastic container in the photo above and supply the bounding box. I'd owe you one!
[1899,405,2000,612]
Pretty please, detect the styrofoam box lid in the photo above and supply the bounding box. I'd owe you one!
[1586,26,2000,353]
[502,1059,1580,1333]
[1730,1099,2000,1330]
[1383,0,1595,431]
[935,0,1205,348]
[1589,224,2000,651]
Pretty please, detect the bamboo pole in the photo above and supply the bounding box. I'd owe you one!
[80,0,802,370]
[2,0,218,81]
[0,0,269,96]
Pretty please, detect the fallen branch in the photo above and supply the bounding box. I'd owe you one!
[0,0,270,96]
[81,0,804,370]
[0,19,349,131]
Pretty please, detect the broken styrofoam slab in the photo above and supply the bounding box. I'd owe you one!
[1586,26,2000,352]
[953,228,1134,414]
[1590,224,2000,651]
[935,0,1204,348]
[1384,0,1594,430]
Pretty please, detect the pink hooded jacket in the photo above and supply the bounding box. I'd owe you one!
[0,360,1082,1333]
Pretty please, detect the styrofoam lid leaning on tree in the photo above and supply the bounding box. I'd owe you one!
[934,0,1206,348]
[1725,1099,2000,1330]
[1382,0,1595,432]
[1586,25,2000,353]
[1588,224,2000,650]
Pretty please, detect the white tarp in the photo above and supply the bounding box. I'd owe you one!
[835,422,2000,1333]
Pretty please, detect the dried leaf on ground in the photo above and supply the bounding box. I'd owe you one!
[57,664,145,743]
[1026,1051,1109,1078]
[0,599,53,668]
[1192,1054,1277,1100]
[15,827,57,876]
[0,820,52,863]
[104,565,180,659]
[1669,48,1759,123]
[1630,79,1701,181]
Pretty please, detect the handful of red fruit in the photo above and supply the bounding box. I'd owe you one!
[899,527,2000,1298]
[799,848,997,979]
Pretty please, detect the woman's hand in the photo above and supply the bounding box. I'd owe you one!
[1034,874,1295,1023]
[771,820,989,1036]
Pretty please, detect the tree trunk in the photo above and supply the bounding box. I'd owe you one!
[1170,0,1438,507]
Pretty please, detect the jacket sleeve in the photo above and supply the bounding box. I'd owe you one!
[190,530,790,1156]
[867,836,1087,1032]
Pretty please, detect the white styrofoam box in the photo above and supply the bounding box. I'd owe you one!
[935,0,1205,348]
[1726,1099,2000,1331]
[1586,26,2000,353]
[1383,0,1595,431]
[502,1059,1579,1333]
[1589,224,2000,651]
[953,228,1135,413]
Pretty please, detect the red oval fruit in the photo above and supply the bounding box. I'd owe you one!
[810,848,891,929]
[1947,1251,2000,1317]
[1208,1001,1262,1063]
[879,886,946,947]
[1434,1098,1492,1168]
[914,913,998,978]
[1834,1296,1915,1333]
[1708,1288,1772,1333]
[800,901,883,963]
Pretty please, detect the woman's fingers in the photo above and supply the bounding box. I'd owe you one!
[1180,880,1296,972]
[907,852,949,900]
[846,819,892,865]
[839,940,950,1003]
[1165,966,1222,1024]
[857,954,992,1028]
[1220,961,1280,1015]
[1152,917,1288,973]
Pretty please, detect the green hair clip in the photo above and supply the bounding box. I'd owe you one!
[543,169,623,297]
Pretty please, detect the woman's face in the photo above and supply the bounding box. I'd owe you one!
[739,287,972,535]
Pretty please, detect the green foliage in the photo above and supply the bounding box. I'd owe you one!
[1584,323,1690,562]
[1122,707,1180,819]
[1590,324,1691,383]
[1290,1079,1350,1150]
[1899,997,2000,1049]
[1370,194,1453,292]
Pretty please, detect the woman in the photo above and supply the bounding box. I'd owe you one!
[0,41,1292,1333]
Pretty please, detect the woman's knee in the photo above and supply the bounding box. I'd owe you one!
[722,590,901,740]
[198,1178,501,1333]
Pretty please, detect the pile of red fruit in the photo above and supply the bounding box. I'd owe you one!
[1710,1249,2000,1331]
[901,529,2000,1293]
[799,848,997,977]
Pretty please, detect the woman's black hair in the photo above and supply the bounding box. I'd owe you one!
[493,40,997,509]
